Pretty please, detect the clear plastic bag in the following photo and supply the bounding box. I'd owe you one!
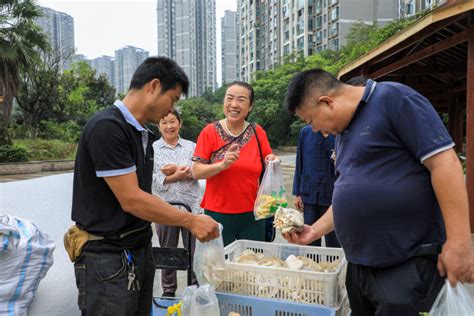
[428,280,474,316]
[181,284,219,316]
[254,160,288,220]
[193,225,225,288]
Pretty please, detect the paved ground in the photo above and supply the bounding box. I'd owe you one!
[0,170,71,183]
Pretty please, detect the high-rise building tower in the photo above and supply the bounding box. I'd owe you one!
[90,55,115,86]
[237,0,262,82]
[314,0,398,53]
[114,46,149,94]
[221,10,239,84]
[398,0,447,18]
[157,0,216,97]
[238,0,401,81]
[35,6,75,69]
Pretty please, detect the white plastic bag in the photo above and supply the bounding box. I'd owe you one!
[181,284,219,316]
[0,214,55,315]
[254,160,288,220]
[193,225,225,288]
[429,279,474,315]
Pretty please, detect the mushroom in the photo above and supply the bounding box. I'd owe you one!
[273,206,304,234]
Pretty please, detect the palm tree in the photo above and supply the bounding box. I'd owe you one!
[0,0,48,145]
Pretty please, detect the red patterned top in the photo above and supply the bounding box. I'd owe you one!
[193,121,273,214]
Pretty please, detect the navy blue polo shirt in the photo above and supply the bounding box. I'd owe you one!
[72,101,155,251]
[333,80,453,267]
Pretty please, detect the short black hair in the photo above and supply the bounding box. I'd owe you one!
[227,81,254,105]
[129,56,189,96]
[345,76,368,87]
[166,109,181,122]
[285,68,342,113]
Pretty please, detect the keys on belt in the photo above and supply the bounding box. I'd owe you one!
[124,250,141,291]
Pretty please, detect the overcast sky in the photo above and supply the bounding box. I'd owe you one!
[37,0,237,86]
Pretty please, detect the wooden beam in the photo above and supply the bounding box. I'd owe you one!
[466,24,474,232]
[388,64,466,75]
[370,29,469,79]
[338,2,474,79]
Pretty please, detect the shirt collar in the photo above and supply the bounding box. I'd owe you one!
[114,100,145,132]
[157,136,183,149]
[359,79,377,104]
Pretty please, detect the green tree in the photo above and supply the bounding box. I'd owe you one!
[0,0,49,145]
[14,60,116,142]
[15,53,62,138]
[55,61,115,124]
[177,97,220,141]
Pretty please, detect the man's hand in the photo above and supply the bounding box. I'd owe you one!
[424,149,473,286]
[221,144,240,169]
[437,239,474,285]
[294,196,304,211]
[161,163,178,176]
[188,214,220,242]
[282,224,319,245]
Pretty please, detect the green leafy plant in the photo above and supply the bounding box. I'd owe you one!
[0,145,30,163]
[14,139,77,161]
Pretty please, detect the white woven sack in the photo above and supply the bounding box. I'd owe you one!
[0,214,55,315]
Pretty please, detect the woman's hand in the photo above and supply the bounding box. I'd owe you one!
[160,163,178,176]
[221,143,240,170]
[295,196,304,211]
[265,154,278,164]
[174,166,193,180]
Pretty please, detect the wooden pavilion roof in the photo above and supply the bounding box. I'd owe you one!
[338,0,474,111]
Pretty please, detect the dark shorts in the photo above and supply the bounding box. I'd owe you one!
[347,249,444,316]
[74,242,155,316]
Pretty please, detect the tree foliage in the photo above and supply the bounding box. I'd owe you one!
[14,60,116,142]
[0,0,49,145]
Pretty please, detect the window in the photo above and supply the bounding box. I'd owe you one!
[316,30,322,43]
[297,15,304,35]
[298,0,305,10]
[330,22,338,37]
[331,7,339,21]
[297,36,304,50]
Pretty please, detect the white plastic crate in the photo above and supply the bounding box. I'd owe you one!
[218,240,347,309]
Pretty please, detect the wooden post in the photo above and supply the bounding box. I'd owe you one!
[467,24,474,232]
[448,94,463,153]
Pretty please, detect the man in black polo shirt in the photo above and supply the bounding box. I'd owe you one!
[283,69,473,315]
[71,57,219,315]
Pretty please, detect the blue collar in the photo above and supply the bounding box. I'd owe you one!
[360,79,377,104]
[114,100,145,132]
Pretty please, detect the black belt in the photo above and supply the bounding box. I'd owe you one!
[89,225,150,241]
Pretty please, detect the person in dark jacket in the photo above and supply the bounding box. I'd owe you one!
[293,126,340,247]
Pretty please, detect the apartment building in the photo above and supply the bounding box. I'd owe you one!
[157,0,217,96]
